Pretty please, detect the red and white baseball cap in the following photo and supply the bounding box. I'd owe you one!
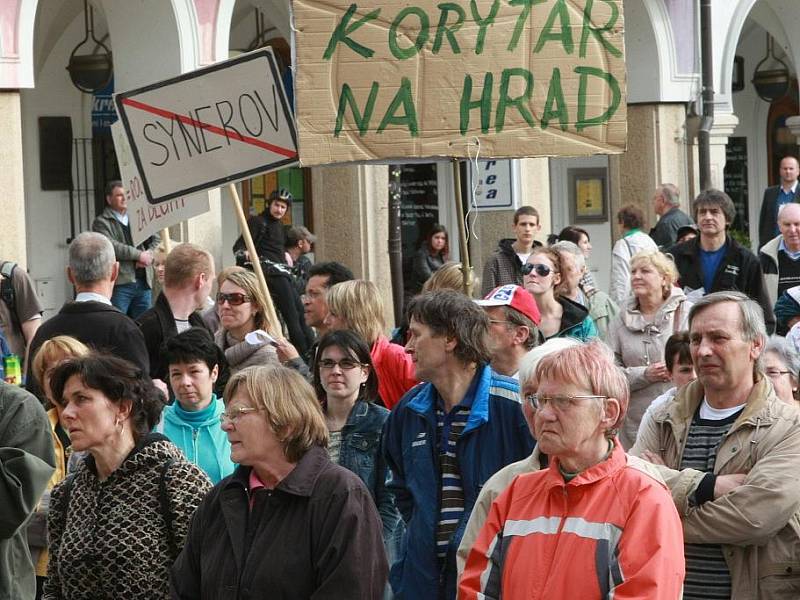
[476,285,541,326]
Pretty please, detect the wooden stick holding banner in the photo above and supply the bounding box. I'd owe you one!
[452,159,474,297]
[161,230,172,253]
[227,183,281,337]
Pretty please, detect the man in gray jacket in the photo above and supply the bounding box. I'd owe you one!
[632,291,800,599]
[0,382,55,599]
[92,181,160,319]
[649,183,694,248]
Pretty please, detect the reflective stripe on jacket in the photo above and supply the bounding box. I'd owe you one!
[459,441,685,600]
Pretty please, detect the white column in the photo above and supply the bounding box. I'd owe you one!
[707,112,739,190]
[0,91,27,266]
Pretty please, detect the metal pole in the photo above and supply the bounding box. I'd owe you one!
[452,159,474,296]
[388,166,404,322]
[698,0,714,191]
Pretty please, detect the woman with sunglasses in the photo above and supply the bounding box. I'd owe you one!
[522,247,597,342]
[171,365,388,598]
[460,341,684,599]
[312,331,400,562]
[214,269,279,375]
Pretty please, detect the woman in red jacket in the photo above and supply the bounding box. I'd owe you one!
[459,341,685,600]
[324,280,417,409]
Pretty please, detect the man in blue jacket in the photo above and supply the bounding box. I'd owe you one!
[382,290,534,600]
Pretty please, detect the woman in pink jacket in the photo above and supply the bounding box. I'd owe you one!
[324,280,417,409]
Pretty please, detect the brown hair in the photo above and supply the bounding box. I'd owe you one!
[164,243,214,288]
[225,365,328,462]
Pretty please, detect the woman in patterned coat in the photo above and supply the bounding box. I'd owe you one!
[43,354,211,600]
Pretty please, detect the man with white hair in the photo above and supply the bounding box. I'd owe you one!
[760,202,800,312]
[650,183,694,248]
[455,337,580,574]
[633,291,800,599]
[25,232,149,398]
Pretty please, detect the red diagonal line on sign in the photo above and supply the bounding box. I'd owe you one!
[121,97,297,158]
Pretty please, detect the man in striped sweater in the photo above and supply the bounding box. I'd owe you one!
[382,290,534,600]
[632,291,800,599]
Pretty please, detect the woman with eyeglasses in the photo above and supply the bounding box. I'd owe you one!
[763,335,800,406]
[171,364,388,599]
[460,341,685,599]
[522,247,597,341]
[312,331,400,563]
[44,353,211,599]
[324,280,417,409]
[607,250,689,449]
[214,269,279,375]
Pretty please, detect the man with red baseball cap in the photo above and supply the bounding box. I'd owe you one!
[476,284,541,379]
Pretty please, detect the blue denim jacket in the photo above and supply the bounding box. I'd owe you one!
[337,400,400,544]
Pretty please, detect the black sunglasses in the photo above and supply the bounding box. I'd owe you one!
[217,292,251,306]
[521,263,552,277]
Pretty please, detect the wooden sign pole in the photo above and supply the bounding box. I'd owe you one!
[452,159,474,297]
[227,183,282,337]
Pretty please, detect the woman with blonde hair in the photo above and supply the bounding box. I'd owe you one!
[27,336,91,596]
[422,261,475,293]
[171,365,388,598]
[607,249,690,448]
[523,247,596,341]
[214,268,279,374]
[324,280,417,408]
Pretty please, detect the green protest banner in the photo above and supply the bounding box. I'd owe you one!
[294,0,626,166]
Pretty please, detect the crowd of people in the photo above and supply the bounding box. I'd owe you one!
[3,175,800,600]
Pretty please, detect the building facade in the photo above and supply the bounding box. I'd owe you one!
[1,0,798,323]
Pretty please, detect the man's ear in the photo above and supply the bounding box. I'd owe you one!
[109,262,120,283]
[67,266,75,286]
[444,335,458,354]
[513,326,531,346]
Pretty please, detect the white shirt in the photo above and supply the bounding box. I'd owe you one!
[699,398,746,420]
[75,292,112,305]
[111,209,129,226]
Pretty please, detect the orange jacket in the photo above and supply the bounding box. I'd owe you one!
[459,440,684,600]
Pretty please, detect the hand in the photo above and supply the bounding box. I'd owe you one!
[152,378,169,401]
[644,361,670,383]
[138,250,154,266]
[713,473,746,499]
[273,337,300,363]
[641,450,666,466]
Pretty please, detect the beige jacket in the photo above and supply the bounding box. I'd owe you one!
[631,376,800,598]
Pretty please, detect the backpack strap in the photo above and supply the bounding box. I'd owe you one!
[159,457,178,559]
[0,262,19,332]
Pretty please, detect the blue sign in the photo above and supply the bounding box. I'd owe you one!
[92,79,117,134]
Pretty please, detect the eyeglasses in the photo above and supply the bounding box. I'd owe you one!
[217,292,251,306]
[525,393,607,411]
[521,263,553,277]
[318,358,364,371]
[220,406,264,424]
[488,319,512,327]
[765,369,792,379]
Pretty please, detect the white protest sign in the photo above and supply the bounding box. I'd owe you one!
[114,48,297,203]
[111,121,210,245]
[468,159,515,210]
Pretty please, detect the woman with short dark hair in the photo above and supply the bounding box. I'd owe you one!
[610,204,658,305]
[44,354,211,600]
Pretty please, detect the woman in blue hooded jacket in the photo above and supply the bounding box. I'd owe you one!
[157,327,235,483]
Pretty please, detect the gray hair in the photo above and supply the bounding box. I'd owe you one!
[657,183,680,207]
[764,335,800,377]
[688,291,767,372]
[551,240,586,272]
[69,232,116,284]
[518,337,582,385]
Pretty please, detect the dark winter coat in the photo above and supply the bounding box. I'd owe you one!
[480,238,540,296]
[669,236,775,333]
[650,206,694,248]
[170,445,388,599]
